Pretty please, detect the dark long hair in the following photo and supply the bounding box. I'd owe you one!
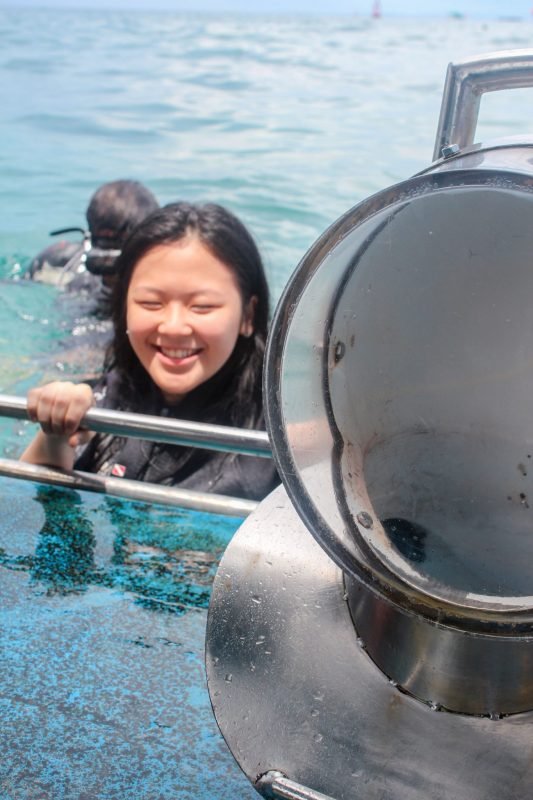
[104,202,270,429]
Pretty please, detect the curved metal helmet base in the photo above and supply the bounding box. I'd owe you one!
[206,486,533,800]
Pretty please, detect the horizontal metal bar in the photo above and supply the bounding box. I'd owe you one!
[256,771,339,800]
[0,394,272,458]
[0,457,257,517]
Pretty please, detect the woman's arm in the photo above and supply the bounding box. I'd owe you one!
[20,381,95,469]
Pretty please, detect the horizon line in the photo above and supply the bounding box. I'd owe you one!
[0,3,528,19]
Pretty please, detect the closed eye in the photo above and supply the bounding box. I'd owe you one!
[137,300,162,309]
[192,304,219,313]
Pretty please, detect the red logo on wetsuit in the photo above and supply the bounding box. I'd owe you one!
[111,463,127,477]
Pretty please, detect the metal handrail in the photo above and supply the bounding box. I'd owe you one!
[433,49,533,160]
[0,457,257,517]
[0,393,271,514]
[0,394,272,458]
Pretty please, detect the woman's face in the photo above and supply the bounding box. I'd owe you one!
[126,236,254,404]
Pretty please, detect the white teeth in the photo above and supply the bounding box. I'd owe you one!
[161,347,199,359]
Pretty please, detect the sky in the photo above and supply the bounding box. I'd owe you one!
[2,0,532,18]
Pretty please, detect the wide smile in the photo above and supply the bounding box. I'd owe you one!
[156,345,203,364]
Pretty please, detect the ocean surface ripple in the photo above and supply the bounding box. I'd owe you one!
[1,8,533,433]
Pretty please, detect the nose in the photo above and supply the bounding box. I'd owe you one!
[158,303,193,335]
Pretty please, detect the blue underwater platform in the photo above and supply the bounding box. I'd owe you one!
[0,477,256,800]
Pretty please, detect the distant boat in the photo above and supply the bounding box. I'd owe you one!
[371,0,382,18]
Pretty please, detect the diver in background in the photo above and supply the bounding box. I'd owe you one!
[26,180,160,384]
[28,179,159,315]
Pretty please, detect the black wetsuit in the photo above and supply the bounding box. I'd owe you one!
[74,370,279,502]
[28,240,81,278]
[28,240,106,301]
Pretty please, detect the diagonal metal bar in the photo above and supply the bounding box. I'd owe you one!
[0,457,257,517]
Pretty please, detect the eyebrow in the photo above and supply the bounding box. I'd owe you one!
[130,285,227,298]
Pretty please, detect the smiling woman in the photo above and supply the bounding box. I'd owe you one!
[21,202,279,501]
[126,238,255,404]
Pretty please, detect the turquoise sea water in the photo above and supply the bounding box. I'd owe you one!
[0,11,530,454]
[3,12,533,274]
[2,9,533,412]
